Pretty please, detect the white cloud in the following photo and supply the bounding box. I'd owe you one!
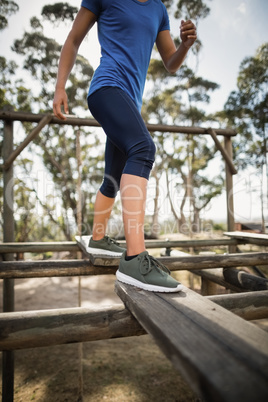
[237,2,247,14]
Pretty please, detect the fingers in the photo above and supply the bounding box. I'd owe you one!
[53,90,69,120]
[180,19,197,47]
[180,19,196,31]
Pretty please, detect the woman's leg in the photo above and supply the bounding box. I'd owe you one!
[92,190,115,240]
[91,138,126,241]
[120,173,147,256]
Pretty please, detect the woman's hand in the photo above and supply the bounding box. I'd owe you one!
[180,20,197,49]
[53,87,69,120]
[52,7,97,120]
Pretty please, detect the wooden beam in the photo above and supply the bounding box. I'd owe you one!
[2,118,15,401]
[92,252,268,268]
[0,259,117,279]
[0,305,146,351]
[0,110,237,136]
[207,290,268,320]
[194,266,268,292]
[224,136,236,253]
[223,267,268,291]
[0,291,267,351]
[194,268,246,293]
[115,281,268,402]
[224,231,268,246]
[208,128,237,175]
[0,253,267,278]
[0,238,239,254]
[3,114,53,170]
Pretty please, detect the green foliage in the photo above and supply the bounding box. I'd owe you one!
[222,43,268,231]
[0,0,19,30]
[1,2,97,241]
[0,56,17,108]
[174,0,211,20]
[42,3,78,24]
[144,0,223,234]
[12,16,93,114]
[224,43,268,170]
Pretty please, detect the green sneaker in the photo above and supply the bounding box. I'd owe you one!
[88,235,125,257]
[116,250,183,292]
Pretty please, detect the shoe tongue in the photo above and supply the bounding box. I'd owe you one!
[139,250,149,258]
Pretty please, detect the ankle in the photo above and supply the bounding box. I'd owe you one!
[92,235,104,241]
[125,254,139,261]
[126,248,146,256]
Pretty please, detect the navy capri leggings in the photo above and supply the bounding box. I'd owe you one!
[87,86,156,198]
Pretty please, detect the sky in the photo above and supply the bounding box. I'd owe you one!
[1,0,268,224]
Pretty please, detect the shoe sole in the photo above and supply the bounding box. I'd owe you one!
[116,270,183,293]
[86,246,123,257]
[75,236,124,257]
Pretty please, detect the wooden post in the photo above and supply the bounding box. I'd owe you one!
[224,136,236,253]
[2,119,15,402]
[201,278,217,296]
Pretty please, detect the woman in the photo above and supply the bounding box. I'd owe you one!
[53,0,197,292]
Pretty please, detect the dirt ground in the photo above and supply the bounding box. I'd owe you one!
[0,270,201,402]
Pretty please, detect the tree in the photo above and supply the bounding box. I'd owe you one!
[0,0,19,31]
[223,43,268,231]
[1,4,103,241]
[143,0,223,235]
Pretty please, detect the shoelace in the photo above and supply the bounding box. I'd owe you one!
[139,254,170,276]
[104,235,120,246]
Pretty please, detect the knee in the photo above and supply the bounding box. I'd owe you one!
[130,135,156,167]
[100,174,120,198]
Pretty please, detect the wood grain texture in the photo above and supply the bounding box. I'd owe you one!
[115,281,268,402]
[0,305,146,350]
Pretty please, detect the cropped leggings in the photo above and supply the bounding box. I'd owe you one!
[87,86,156,198]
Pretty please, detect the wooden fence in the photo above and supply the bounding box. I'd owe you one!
[0,235,268,401]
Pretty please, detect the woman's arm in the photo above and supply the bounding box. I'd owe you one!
[156,20,197,74]
[53,7,97,120]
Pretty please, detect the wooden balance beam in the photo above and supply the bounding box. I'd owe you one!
[115,281,268,402]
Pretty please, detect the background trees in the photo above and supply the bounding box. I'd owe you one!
[1,1,267,241]
[1,3,104,241]
[223,43,268,232]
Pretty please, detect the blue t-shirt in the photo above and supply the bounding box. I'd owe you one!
[81,0,170,110]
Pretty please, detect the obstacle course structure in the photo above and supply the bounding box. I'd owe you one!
[1,110,268,401]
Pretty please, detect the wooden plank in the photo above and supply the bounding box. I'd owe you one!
[0,305,146,351]
[0,253,267,278]
[115,281,268,402]
[92,252,268,268]
[0,259,117,279]
[207,290,268,320]
[224,231,268,246]
[1,292,267,351]
[225,231,268,240]
[0,238,239,254]
[0,241,80,254]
